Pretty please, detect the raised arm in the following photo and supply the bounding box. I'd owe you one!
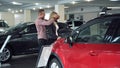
[36,18,54,26]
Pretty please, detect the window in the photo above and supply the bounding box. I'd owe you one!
[20,27,29,34]
[29,24,37,33]
[20,24,37,34]
[111,19,120,43]
[76,18,111,43]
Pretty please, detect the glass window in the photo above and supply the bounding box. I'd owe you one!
[29,24,37,33]
[20,24,37,34]
[76,19,111,43]
[20,27,29,34]
[111,19,120,43]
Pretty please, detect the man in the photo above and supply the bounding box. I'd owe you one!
[35,9,59,68]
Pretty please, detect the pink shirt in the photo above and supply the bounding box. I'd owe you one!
[35,18,54,39]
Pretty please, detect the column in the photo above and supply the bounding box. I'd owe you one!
[24,10,31,22]
[55,5,65,22]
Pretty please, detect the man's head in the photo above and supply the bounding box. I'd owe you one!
[38,9,45,19]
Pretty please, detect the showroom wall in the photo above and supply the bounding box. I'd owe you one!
[83,12,98,22]
[0,7,120,26]
[31,7,101,23]
[14,14,24,25]
[0,12,15,26]
[65,6,101,22]
[31,11,38,22]
[31,9,52,22]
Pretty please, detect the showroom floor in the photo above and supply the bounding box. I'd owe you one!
[1,54,38,68]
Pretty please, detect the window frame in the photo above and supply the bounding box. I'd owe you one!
[73,16,118,43]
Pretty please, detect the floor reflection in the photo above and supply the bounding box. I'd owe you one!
[2,54,38,68]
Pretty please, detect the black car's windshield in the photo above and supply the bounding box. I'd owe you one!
[5,23,27,34]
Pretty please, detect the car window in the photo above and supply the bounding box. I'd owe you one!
[20,27,29,34]
[111,19,120,43]
[20,24,37,34]
[29,24,37,33]
[76,18,111,43]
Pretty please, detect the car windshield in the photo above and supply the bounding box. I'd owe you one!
[5,23,27,34]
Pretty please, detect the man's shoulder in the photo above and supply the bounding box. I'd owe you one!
[35,18,42,22]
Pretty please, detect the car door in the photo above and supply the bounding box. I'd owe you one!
[66,17,114,68]
[18,24,38,52]
[99,18,120,68]
[28,24,38,51]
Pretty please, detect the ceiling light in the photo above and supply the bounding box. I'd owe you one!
[33,8,36,10]
[15,10,18,13]
[35,3,39,5]
[47,5,51,8]
[110,0,119,1]
[8,8,11,11]
[85,0,94,2]
[20,9,23,12]
[12,1,23,5]
[71,1,76,4]
[39,7,43,9]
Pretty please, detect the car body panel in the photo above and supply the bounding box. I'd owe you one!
[99,43,120,68]
[0,22,71,56]
[50,14,120,68]
[52,39,120,68]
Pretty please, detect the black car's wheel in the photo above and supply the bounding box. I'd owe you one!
[48,58,62,68]
[0,47,12,63]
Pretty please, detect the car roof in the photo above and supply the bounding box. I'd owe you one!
[20,22,34,26]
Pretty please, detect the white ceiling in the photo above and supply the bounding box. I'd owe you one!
[0,0,120,12]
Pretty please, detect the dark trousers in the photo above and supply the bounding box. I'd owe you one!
[36,39,47,68]
[47,39,57,45]
[36,39,57,68]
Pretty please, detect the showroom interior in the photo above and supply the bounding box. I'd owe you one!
[0,0,120,68]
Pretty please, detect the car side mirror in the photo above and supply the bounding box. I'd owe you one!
[65,36,73,47]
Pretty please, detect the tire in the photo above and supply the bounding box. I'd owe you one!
[48,58,63,68]
[0,47,12,63]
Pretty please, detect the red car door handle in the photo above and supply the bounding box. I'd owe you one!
[89,51,98,56]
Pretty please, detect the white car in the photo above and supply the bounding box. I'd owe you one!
[0,20,9,33]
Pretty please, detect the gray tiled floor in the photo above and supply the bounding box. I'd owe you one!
[1,54,38,68]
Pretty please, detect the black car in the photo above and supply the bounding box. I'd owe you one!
[0,22,71,62]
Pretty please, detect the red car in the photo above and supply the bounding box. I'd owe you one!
[47,14,120,68]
